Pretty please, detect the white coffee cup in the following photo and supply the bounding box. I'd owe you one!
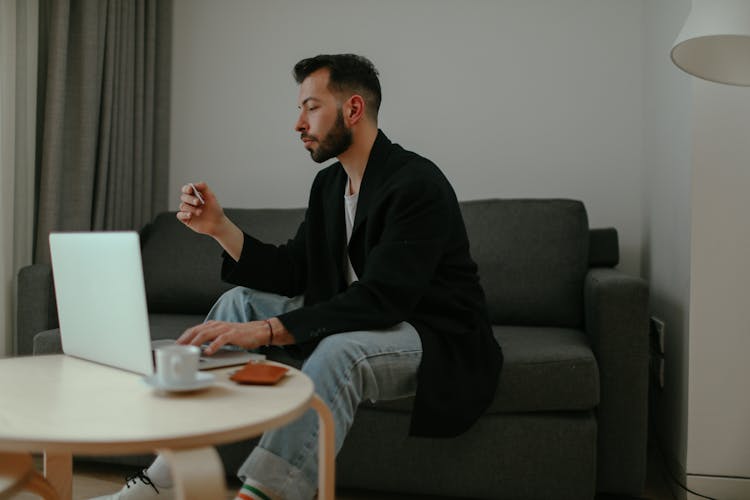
[155,344,201,387]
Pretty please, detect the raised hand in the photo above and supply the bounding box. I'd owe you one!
[176,181,244,261]
[176,182,225,237]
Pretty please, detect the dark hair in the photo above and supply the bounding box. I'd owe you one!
[293,54,382,119]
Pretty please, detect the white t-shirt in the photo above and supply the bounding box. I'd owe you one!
[344,181,359,285]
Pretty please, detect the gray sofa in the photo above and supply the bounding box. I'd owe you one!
[17,199,649,500]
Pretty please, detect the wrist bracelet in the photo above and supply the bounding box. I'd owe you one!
[264,319,274,346]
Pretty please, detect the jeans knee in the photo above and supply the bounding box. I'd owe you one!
[305,334,365,370]
[218,286,252,305]
[302,334,372,395]
[207,286,255,322]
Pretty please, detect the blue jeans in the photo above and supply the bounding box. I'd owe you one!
[208,287,423,500]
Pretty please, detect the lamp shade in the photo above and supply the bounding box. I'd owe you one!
[671,0,750,86]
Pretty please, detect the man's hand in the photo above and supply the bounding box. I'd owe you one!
[176,181,244,261]
[176,317,295,355]
[176,182,225,236]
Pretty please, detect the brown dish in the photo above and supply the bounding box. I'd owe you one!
[230,363,289,385]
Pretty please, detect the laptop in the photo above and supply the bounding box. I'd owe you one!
[49,231,258,375]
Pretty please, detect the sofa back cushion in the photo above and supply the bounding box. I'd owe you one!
[460,199,589,328]
[142,200,590,327]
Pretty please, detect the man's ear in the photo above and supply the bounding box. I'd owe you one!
[344,95,366,126]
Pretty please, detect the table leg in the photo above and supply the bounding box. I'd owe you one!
[159,447,226,500]
[43,452,72,500]
[310,394,335,500]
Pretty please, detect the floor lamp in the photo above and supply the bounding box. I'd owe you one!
[669,0,750,498]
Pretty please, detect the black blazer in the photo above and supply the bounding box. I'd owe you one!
[223,130,503,437]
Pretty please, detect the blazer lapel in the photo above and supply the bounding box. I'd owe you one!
[351,130,395,236]
[323,167,347,285]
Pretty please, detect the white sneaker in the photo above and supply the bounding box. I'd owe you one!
[89,470,175,499]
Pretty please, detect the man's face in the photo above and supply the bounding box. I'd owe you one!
[295,69,353,163]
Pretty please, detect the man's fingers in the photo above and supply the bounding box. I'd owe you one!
[178,321,256,355]
[178,321,220,345]
[181,182,209,198]
[188,323,226,348]
[177,324,201,344]
[180,193,204,208]
[205,333,235,355]
[179,202,203,216]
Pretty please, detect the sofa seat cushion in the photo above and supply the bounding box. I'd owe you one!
[32,313,206,355]
[33,317,599,414]
[32,328,63,355]
[489,325,599,412]
[366,325,599,414]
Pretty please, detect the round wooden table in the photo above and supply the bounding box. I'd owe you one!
[0,355,334,500]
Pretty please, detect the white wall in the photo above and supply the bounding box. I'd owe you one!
[642,0,692,490]
[170,0,645,275]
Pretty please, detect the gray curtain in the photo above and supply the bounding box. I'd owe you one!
[34,0,172,263]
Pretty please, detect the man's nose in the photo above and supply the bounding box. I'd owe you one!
[294,114,307,133]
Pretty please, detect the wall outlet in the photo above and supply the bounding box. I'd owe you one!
[649,317,666,389]
[650,317,666,355]
[649,352,665,390]
[658,358,664,389]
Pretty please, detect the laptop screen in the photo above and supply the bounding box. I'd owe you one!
[49,232,155,375]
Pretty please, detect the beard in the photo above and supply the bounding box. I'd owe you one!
[306,110,352,163]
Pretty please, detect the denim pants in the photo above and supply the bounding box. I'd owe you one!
[207,287,423,500]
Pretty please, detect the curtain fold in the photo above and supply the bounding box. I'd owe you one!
[34,0,171,264]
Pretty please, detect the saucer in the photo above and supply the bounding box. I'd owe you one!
[142,372,216,393]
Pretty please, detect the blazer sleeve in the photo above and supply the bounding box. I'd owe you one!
[279,179,452,343]
[220,218,308,298]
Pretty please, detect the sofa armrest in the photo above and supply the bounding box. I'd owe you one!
[584,268,649,495]
[17,264,58,356]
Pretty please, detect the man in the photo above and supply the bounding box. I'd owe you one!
[96,54,502,500]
